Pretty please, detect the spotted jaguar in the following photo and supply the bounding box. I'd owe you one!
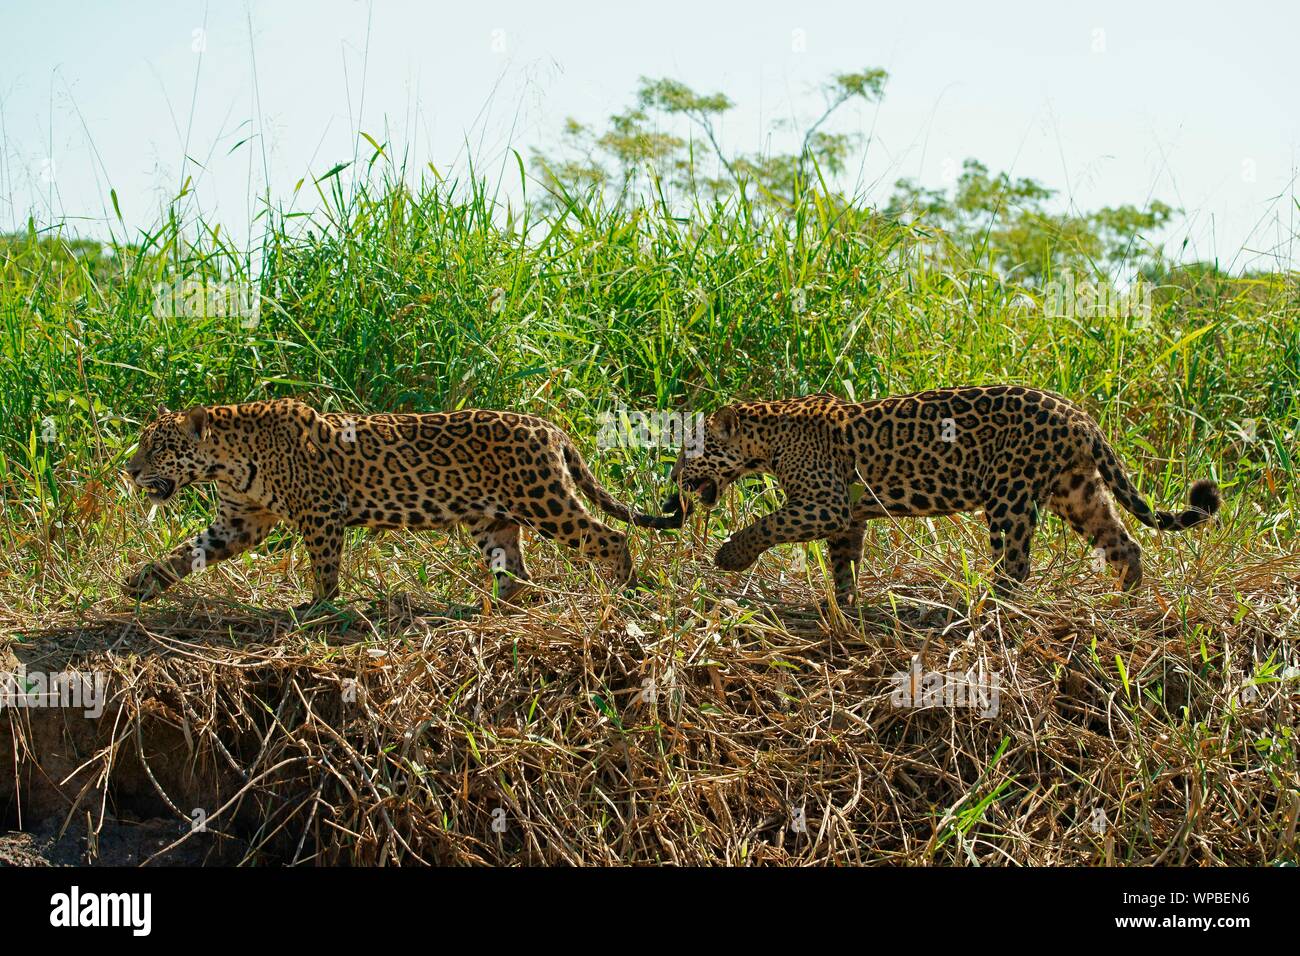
[123,399,679,606]
[662,386,1220,599]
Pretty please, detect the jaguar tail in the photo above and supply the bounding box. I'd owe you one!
[562,442,686,530]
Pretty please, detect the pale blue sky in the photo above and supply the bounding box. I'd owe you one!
[2,0,1296,272]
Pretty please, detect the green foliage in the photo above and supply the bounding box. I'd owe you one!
[534,70,886,208]
[888,159,1177,283]
[535,70,1179,287]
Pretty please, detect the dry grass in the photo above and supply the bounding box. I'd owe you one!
[3,516,1297,866]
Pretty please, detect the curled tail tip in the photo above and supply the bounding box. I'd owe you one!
[1160,478,1220,530]
[632,511,687,530]
[633,492,693,530]
[665,492,695,521]
[1188,478,1221,518]
[635,513,684,530]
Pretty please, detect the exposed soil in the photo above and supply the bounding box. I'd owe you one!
[0,815,245,866]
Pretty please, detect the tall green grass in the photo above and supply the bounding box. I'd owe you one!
[2,166,1298,562]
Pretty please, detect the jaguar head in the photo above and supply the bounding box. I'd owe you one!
[124,405,212,505]
[663,406,761,513]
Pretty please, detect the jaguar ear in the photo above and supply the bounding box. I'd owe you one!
[155,403,170,419]
[713,406,740,442]
[183,406,208,442]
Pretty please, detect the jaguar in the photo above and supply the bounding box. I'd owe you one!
[662,386,1220,599]
[122,399,679,606]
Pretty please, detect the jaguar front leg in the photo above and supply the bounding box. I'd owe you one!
[714,491,853,573]
[124,500,278,601]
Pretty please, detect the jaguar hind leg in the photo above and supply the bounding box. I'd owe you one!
[1048,469,1142,589]
[825,521,866,604]
[527,497,636,591]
